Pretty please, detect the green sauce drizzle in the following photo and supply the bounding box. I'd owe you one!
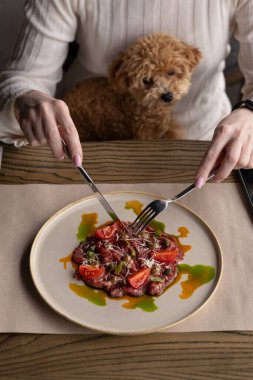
[69,283,158,312]
[177,264,215,299]
[69,283,107,306]
[77,212,98,242]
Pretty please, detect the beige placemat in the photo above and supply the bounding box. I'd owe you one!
[0,183,252,333]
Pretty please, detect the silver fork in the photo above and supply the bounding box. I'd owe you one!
[131,172,216,235]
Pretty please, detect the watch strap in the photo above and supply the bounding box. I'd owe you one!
[232,99,253,112]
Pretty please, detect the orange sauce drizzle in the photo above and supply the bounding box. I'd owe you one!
[59,253,77,270]
[175,227,192,254]
[177,226,189,238]
[69,283,107,306]
[68,283,157,311]
[169,264,215,299]
[124,200,143,215]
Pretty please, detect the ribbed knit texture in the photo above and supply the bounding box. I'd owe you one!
[0,0,253,146]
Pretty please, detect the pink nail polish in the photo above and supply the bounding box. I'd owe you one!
[195,176,204,189]
[73,154,82,167]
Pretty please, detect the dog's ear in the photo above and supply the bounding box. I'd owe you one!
[108,52,130,93]
[182,43,202,71]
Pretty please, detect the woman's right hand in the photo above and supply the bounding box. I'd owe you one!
[14,90,83,166]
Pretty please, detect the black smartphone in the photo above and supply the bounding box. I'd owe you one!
[238,169,253,214]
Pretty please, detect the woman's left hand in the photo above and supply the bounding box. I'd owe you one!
[195,108,253,188]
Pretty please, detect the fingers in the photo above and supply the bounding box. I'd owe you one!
[195,126,232,188]
[32,120,48,145]
[20,119,39,146]
[214,138,241,181]
[214,137,253,181]
[195,109,253,188]
[54,100,83,165]
[41,111,65,160]
[17,92,83,165]
[237,138,253,169]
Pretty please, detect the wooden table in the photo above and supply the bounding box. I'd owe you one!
[0,140,252,380]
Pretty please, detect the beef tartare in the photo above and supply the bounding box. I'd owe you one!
[72,221,184,297]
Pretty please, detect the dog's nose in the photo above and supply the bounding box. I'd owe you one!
[161,92,173,102]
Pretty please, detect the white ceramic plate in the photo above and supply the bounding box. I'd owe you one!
[30,191,222,335]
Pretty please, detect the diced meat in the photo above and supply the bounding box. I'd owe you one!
[123,286,145,297]
[72,247,84,264]
[148,282,166,296]
[98,246,112,264]
[85,277,111,289]
[72,221,185,298]
[109,285,125,298]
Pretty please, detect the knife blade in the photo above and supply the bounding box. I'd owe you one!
[61,139,122,223]
[76,165,122,222]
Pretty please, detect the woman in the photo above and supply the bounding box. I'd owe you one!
[0,0,253,187]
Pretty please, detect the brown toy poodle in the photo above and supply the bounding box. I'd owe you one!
[63,33,201,141]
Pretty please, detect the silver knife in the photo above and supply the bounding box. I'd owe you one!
[61,139,122,223]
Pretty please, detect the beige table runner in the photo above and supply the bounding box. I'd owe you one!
[0,183,252,333]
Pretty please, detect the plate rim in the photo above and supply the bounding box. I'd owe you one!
[30,190,223,335]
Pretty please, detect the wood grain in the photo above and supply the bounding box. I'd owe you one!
[0,332,253,379]
[0,141,243,380]
[0,140,236,184]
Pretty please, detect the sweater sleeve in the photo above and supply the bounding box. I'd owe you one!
[0,0,78,146]
[233,0,253,101]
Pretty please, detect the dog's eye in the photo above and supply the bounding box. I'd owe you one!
[143,77,154,86]
[168,70,175,76]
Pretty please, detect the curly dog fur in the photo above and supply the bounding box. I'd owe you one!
[64,33,201,141]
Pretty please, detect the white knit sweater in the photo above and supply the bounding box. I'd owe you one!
[0,0,253,146]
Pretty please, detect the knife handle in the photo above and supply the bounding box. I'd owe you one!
[61,138,94,186]
[76,166,94,187]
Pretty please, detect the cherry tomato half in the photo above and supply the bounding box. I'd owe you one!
[153,249,178,263]
[79,265,105,280]
[127,268,151,289]
[95,223,117,239]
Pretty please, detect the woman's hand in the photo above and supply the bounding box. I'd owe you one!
[195,108,253,188]
[15,90,83,166]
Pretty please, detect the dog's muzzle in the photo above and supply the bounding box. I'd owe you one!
[161,92,173,103]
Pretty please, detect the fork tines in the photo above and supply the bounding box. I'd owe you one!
[131,207,156,234]
[132,207,156,233]
[131,200,164,234]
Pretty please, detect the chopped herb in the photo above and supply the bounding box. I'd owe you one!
[123,255,130,263]
[150,276,164,283]
[86,251,96,260]
[164,238,171,247]
[129,248,136,257]
[115,261,126,274]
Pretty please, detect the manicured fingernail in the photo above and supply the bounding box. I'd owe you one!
[73,154,82,167]
[195,176,204,189]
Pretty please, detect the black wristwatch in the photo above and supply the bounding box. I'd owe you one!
[232,99,253,112]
